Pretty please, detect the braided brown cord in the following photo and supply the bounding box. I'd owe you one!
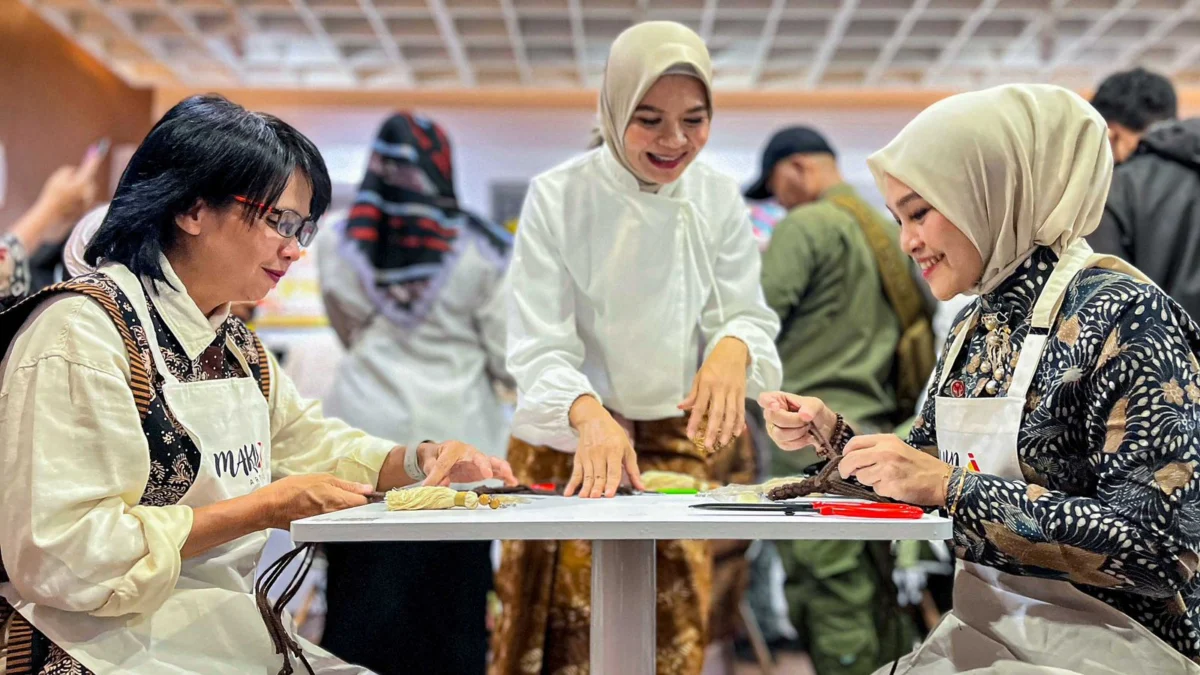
[766,414,893,503]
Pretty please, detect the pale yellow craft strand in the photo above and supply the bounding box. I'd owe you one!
[640,470,717,492]
[384,486,525,511]
[386,486,481,510]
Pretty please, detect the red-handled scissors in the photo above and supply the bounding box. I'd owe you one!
[808,501,924,519]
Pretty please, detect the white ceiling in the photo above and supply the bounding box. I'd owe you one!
[22,0,1200,91]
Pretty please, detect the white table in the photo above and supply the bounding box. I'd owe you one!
[292,495,951,674]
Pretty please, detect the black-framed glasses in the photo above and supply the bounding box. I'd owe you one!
[234,196,319,247]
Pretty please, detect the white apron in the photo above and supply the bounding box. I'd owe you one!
[4,267,367,675]
[884,241,1199,674]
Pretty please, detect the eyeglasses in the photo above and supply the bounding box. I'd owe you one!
[233,196,319,248]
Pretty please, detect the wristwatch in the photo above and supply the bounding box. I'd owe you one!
[404,440,437,482]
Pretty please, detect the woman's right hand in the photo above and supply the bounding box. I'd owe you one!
[758,391,838,452]
[256,474,374,530]
[566,396,645,498]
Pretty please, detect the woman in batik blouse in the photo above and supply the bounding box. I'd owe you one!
[764,84,1200,673]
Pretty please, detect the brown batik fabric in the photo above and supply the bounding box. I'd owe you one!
[490,417,754,675]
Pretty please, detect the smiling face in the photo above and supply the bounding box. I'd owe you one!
[883,174,983,300]
[175,168,313,307]
[622,74,711,184]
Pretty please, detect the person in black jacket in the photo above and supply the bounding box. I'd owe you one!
[1090,119,1200,321]
[1087,69,1200,321]
[1089,67,1177,163]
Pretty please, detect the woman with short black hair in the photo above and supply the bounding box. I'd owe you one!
[0,94,514,675]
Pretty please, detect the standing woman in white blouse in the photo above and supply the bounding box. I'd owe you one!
[491,21,782,675]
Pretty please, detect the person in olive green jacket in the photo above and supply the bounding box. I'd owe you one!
[745,127,911,675]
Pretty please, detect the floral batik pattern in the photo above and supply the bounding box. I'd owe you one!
[898,247,1200,661]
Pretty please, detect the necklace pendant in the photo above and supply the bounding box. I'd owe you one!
[985,380,1000,396]
[973,378,990,397]
[980,361,992,374]
[951,380,967,398]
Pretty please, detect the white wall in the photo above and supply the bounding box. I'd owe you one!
[261,105,923,214]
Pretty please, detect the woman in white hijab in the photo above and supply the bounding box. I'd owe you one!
[763,84,1200,673]
[492,20,781,675]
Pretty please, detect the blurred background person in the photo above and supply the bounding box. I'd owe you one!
[744,125,931,675]
[1088,68,1200,321]
[316,112,513,675]
[1089,67,1178,164]
[1,147,102,306]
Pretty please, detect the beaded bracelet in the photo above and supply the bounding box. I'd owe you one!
[828,414,850,453]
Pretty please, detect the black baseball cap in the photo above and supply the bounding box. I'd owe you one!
[744,126,837,200]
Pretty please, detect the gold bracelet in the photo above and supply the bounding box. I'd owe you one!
[949,470,967,516]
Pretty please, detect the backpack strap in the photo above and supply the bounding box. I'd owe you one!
[827,193,927,332]
[0,277,153,420]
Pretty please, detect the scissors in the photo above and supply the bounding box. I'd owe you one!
[690,501,925,519]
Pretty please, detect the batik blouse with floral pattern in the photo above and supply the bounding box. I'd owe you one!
[0,232,31,308]
[895,246,1200,660]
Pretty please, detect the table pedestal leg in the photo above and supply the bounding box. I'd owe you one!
[591,539,656,675]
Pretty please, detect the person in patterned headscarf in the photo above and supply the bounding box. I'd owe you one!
[317,112,514,675]
[763,84,1200,673]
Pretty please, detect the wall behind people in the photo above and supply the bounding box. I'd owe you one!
[152,92,1198,219]
[0,0,152,225]
[184,104,924,214]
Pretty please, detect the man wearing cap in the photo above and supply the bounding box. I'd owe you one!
[746,127,917,675]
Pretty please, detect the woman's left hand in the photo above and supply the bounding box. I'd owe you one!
[420,440,519,487]
[837,434,951,507]
[680,337,750,450]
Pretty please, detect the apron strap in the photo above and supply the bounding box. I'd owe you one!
[1030,239,1094,330]
[0,277,154,421]
[1000,240,1096,399]
[936,308,979,393]
[936,240,1107,396]
[126,280,181,387]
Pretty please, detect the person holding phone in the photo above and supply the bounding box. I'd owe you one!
[0,141,105,306]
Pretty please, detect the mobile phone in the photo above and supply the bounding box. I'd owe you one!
[85,138,111,163]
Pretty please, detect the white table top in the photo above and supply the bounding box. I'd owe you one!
[291,495,952,543]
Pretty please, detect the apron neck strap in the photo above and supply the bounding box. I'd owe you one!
[1030,239,1093,330]
[937,308,978,393]
[128,277,182,386]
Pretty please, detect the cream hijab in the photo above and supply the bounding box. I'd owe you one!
[599,21,713,189]
[867,84,1122,296]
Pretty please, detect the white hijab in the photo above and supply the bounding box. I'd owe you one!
[599,21,713,189]
[867,84,1115,295]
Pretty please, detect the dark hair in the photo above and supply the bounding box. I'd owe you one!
[85,94,332,284]
[1091,68,1178,132]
